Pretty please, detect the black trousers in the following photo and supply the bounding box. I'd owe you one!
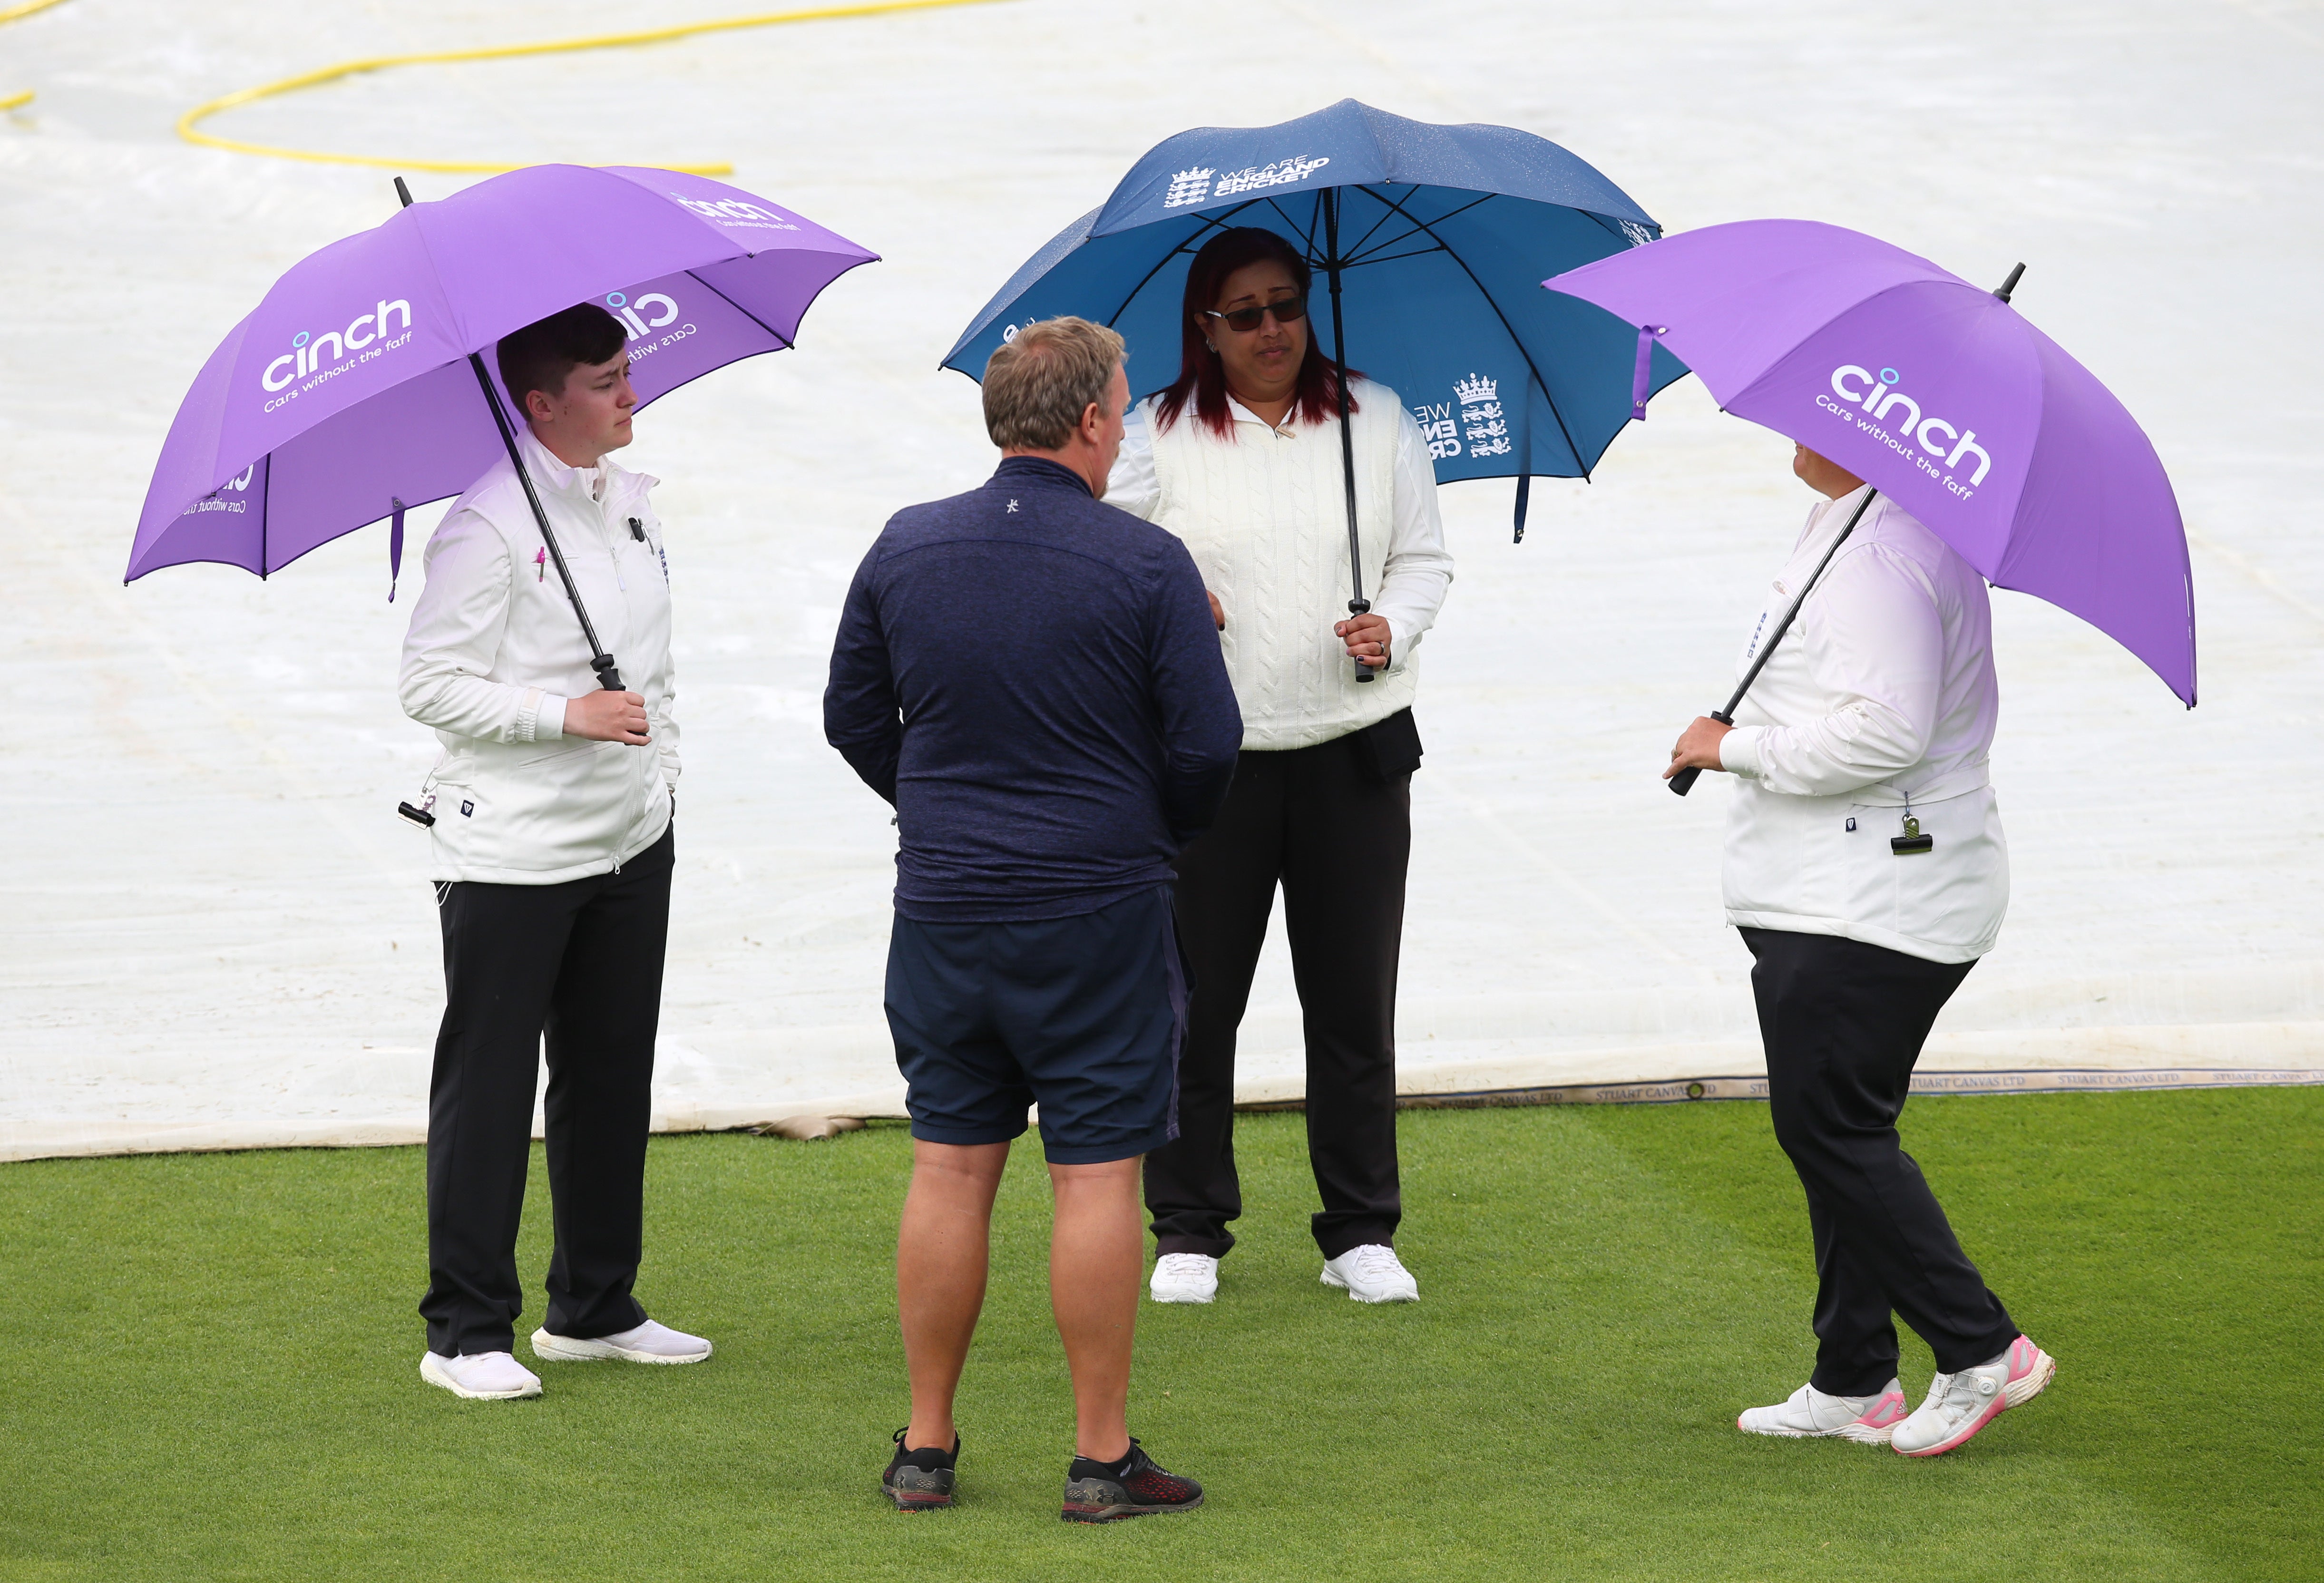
[420,826,673,1357]
[1742,927,2021,1395]
[1144,733,1408,1261]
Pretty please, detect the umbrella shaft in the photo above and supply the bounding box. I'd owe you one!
[395,177,621,692]
[466,352,626,693]
[1718,487,1878,720]
[1669,488,1879,798]
[1321,189,1374,682]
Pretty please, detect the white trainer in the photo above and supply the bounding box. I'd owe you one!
[1737,1379,1908,1445]
[1150,1252,1220,1304]
[1320,1244,1418,1303]
[1892,1335,2056,1456]
[420,1349,542,1400]
[529,1318,713,1365]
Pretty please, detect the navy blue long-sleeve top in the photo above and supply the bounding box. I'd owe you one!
[824,457,1243,923]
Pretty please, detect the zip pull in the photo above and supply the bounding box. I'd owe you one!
[628,517,645,542]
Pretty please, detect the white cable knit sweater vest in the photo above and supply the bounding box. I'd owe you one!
[1146,379,1413,751]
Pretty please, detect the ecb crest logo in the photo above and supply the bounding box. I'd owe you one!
[1162,155,1330,209]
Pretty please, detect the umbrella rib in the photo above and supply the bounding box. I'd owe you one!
[684,269,795,350]
[1337,186,1412,259]
[1102,204,1257,331]
[1333,244,1452,269]
[1358,185,1589,479]
[1257,196,1324,258]
[1341,191,1497,265]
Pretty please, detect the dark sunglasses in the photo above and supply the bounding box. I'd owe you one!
[1202,294,1308,334]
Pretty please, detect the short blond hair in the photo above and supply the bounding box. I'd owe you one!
[982,317,1125,450]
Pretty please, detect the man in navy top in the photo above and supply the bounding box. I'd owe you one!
[825,317,1240,1522]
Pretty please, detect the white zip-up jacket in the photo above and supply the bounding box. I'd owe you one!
[1715,487,2008,964]
[399,430,677,884]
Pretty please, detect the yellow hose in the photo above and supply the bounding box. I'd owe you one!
[2,0,70,110]
[175,0,1005,176]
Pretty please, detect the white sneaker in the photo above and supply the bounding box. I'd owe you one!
[529,1318,713,1365]
[1320,1244,1418,1303]
[420,1349,542,1399]
[1892,1335,2056,1456]
[1737,1379,1908,1445]
[1150,1252,1219,1304]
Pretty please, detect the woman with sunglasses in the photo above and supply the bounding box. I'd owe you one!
[1104,226,1455,1307]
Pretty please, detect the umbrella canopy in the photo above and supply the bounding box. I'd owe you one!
[130,164,877,582]
[941,99,1686,501]
[1544,219,2195,704]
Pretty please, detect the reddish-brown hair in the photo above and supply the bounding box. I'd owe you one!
[1151,227,1360,440]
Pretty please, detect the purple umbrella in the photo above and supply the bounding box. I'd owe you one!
[131,163,876,687]
[1543,219,2194,784]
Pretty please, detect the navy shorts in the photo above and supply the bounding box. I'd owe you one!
[885,885,1186,1164]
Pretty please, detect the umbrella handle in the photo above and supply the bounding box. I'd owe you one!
[1666,708,1734,798]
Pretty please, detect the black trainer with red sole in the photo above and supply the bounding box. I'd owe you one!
[882,1427,959,1512]
[1060,1438,1202,1522]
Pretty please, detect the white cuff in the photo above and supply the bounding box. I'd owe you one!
[1383,616,1415,671]
[518,690,568,743]
[1719,725,1763,777]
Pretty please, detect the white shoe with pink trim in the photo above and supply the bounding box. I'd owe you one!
[1892,1335,2056,1457]
[1737,1379,1907,1444]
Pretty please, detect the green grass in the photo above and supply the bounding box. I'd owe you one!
[3,1089,2318,1582]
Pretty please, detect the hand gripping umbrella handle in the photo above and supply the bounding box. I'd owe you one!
[1666,709,1733,798]
[1668,489,1880,798]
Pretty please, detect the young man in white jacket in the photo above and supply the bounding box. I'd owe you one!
[400,303,707,1400]
[1664,444,2055,1458]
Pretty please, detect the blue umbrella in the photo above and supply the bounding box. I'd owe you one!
[942,98,1686,584]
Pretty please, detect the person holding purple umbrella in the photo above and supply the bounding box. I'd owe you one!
[400,302,708,1401]
[124,163,881,1401]
[1663,441,2056,1457]
[1542,216,2196,1458]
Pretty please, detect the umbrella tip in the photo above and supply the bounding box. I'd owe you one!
[394,176,414,209]
[1993,262,2026,302]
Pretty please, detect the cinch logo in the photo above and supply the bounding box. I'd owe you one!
[669,195,800,230]
[1827,364,1992,486]
[603,290,680,341]
[262,300,411,392]
[183,461,258,518]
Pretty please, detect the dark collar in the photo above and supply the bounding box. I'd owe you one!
[992,455,1094,497]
